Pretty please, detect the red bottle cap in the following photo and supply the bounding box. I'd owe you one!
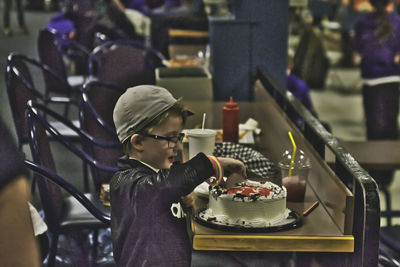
[225,96,238,108]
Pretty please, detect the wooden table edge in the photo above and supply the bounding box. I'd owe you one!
[192,234,354,252]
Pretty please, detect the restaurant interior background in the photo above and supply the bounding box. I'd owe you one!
[0,0,399,265]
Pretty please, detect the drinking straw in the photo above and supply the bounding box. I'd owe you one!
[288,131,297,177]
[202,113,206,130]
[303,201,319,216]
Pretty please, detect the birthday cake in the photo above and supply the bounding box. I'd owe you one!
[199,180,289,227]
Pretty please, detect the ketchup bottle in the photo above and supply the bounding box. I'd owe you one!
[223,96,239,143]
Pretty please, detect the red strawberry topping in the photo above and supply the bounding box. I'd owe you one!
[227,186,272,197]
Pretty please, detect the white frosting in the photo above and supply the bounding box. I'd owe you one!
[199,208,290,228]
[205,180,288,227]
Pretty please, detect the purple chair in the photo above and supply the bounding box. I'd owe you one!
[26,100,117,266]
[88,39,166,89]
[79,80,124,192]
[38,28,88,117]
[45,27,91,75]
[5,52,79,151]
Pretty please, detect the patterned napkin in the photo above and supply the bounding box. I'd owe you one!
[213,142,277,179]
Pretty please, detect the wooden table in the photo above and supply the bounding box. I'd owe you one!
[188,195,353,253]
[183,83,354,254]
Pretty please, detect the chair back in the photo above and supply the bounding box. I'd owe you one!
[38,28,71,96]
[26,102,63,233]
[5,53,47,149]
[26,101,117,231]
[80,80,124,191]
[89,40,166,89]
[45,23,92,76]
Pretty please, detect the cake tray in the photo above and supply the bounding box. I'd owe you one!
[193,208,302,233]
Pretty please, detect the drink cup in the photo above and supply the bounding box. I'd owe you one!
[280,165,311,202]
[279,165,311,183]
[278,149,311,202]
[186,129,216,159]
[282,175,307,202]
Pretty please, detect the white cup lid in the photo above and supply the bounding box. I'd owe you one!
[186,129,216,137]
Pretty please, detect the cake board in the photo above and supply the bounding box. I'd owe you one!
[194,208,302,233]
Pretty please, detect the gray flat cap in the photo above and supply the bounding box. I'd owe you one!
[113,85,190,143]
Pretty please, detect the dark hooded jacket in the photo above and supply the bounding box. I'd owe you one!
[110,152,213,266]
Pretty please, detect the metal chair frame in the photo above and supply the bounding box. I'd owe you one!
[80,80,123,138]
[25,159,110,225]
[38,28,87,116]
[26,100,118,266]
[6,52,78,150]
[79,79,124,192]
[27,99,120,188]
[88,39,166,88]
[46,27,91,57]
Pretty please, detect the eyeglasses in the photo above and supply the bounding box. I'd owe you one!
[144,133,185,148]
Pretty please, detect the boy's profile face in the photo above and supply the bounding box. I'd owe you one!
[139,115,184,169]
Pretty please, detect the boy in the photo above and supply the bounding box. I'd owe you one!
[111,85,247,266]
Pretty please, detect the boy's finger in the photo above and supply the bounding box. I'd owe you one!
[225,173,246,189]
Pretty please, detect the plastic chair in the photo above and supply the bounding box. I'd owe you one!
[79,80,124,192]
[88,39,166,89]
[25,100,118,266]
[5,52,79,151]
[38,28,87,116]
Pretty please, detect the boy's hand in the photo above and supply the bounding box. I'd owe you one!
[218,157,247,189]
[395,53,400,64]
[180,192,195,212]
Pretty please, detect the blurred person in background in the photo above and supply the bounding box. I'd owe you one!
[287,55,318,117]
[287,54,331,132]
[3,0,30,36]
[353,0,400,187]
